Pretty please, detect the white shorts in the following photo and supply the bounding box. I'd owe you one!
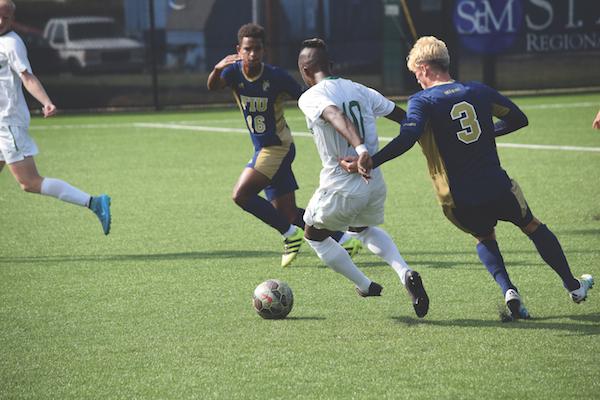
[304,178,387,232]
[0,125,38,164]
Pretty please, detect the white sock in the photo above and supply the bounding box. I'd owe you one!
[283,224,299,238]
[338,232,351,244]
[306,237,371,292]
[351,227,411,284]
[40,177,91,207]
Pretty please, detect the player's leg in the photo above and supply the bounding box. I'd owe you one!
[445,203,527,319]
[0,160,5,172]
[506,180,593,302]
[304,225,380,296]
[232,167,292,234]
[1,126,110,234]
[303,188,380,295]
[8,157,111,234]
[236,145,304,267]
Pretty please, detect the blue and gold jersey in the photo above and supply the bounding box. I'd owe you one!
[373,81,528,207]
[222,61,303,150]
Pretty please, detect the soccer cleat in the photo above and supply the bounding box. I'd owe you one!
[404,270,429,318]
[504,289,530,320]
[90,194,111,235]
[342,237,362,257]
[356,281,383,297]
[281,227,304,268]
[570,274,594,304]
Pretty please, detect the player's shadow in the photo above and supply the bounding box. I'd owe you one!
[392,313,600,336]
[0,250,280,265]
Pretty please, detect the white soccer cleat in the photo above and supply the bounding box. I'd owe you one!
[569,274,594,304]
[505,289,530,320]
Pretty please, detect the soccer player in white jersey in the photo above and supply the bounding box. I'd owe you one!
[0,0,111,234]
[296,38,429,317]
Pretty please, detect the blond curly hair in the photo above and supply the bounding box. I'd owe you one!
[406,36,450,73]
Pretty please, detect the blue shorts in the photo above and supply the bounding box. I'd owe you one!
[443,179,534,237]
[247,143,299,201]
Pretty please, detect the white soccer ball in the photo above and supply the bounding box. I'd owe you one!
[252,279,294,319]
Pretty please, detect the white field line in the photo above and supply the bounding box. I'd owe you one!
[134,122,600,153]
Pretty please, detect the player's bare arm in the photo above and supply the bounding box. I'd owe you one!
[20,71,56,118]
[206,54,241,90]
[321,105,372,178]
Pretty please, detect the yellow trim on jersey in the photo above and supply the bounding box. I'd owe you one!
[492,103,511,118]
[510,179,529,218]
[241,63,264,82]
[255,144,291,179]
[274,92,293,146]
[418,121,455,208]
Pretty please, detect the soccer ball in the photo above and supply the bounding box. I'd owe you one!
[252,279,294,319]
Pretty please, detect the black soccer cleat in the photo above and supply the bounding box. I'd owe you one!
[356,281,383,297]
[404,270,429,318]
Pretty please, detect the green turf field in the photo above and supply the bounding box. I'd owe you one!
[1,93,599,399]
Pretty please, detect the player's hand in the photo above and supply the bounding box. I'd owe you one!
[593,110,600,130]
[215,54,242,71]
[357,152,372,181]
[339,156,359,173]
[42,103,56,118]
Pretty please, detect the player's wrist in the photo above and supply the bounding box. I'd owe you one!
[355,144,368,155]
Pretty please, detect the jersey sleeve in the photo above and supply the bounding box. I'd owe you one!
[279,69,304,100]
[477,83,528,136]
[372,94,428,168]
[7,35,32,75]
[298,87,336,129]
[220,63,237,88]
[362,85,395,117]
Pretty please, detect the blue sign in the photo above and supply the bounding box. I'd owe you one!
[453,0,524,54]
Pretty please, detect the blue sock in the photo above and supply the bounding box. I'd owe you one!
[240,195,290,234]
[476,240,516,295]
[293,208,306,230]
[528,224,579,291]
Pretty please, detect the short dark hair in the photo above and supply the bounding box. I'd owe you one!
[301,38,327,51]
[237,23,265,44]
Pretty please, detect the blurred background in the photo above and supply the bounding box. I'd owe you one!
[13,0,600,110]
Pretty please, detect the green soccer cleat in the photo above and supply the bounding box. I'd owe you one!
[281,227,304,268]
[90,194,111,235]
[342,237,362,258]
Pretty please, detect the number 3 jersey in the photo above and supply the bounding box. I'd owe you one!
[221,61,303,150]
[374,81,527,208]
[298,77,395,193]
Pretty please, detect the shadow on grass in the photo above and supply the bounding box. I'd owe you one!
[0,250,280,264]
[392,313,600,336]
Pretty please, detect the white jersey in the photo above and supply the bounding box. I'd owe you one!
[298,77,395,193]
[0,31,32,127]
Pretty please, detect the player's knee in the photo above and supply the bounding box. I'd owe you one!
[231,190,249,208]
[521,218,541,235]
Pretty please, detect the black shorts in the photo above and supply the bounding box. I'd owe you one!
[443,179,534,237]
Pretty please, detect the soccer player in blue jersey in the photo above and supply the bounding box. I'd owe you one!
[346,36,593,320]
[206,23,360,267]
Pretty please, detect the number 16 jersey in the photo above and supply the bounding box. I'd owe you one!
[222,61,303,150]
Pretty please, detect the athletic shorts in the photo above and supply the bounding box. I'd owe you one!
[0,125,38,164]
[247,142,299,201]
[304,177,387,232]
[443,179,534,237]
